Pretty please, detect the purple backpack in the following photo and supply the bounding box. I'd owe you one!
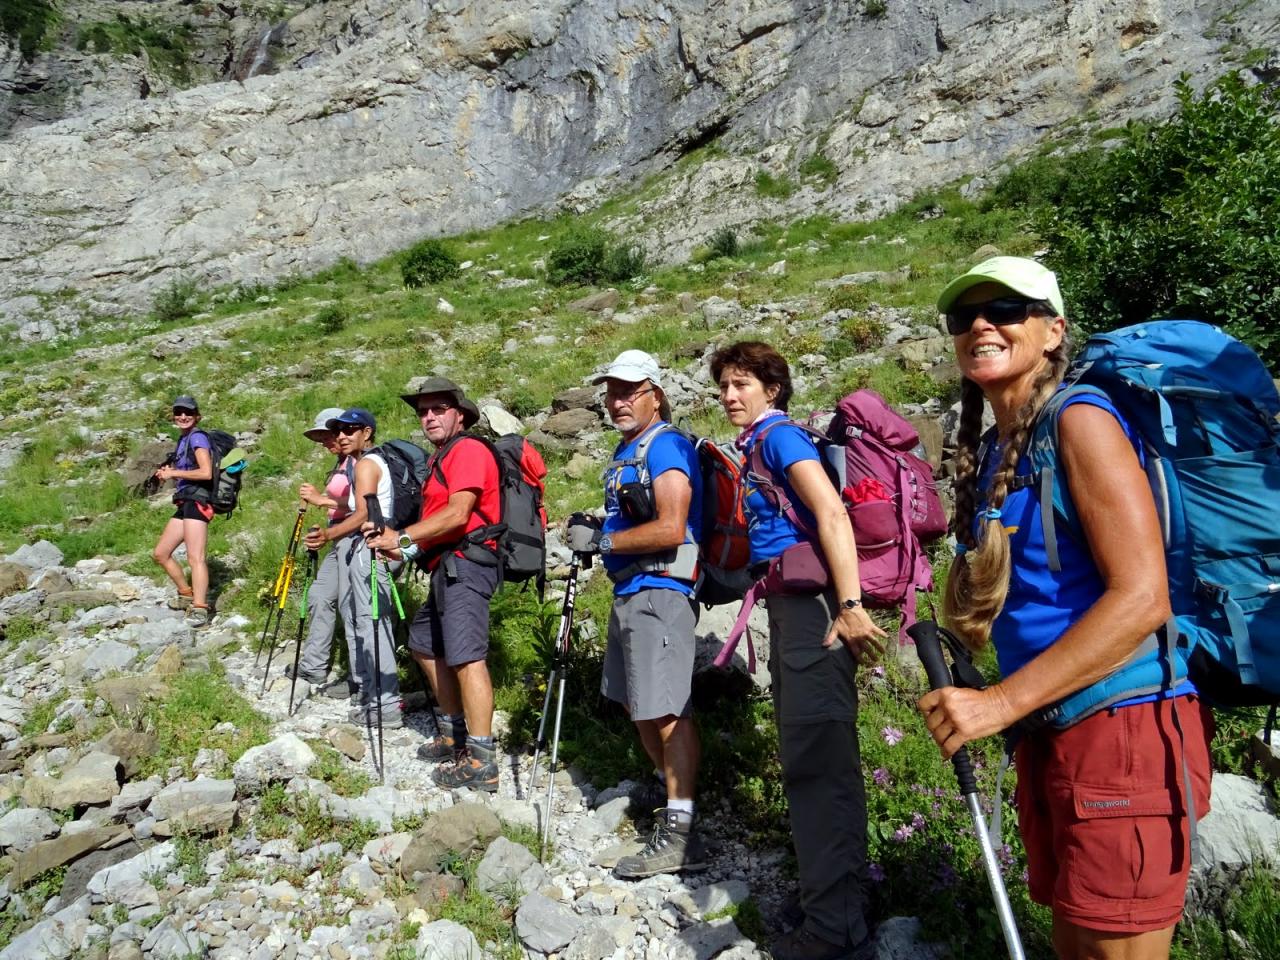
[714,390,946,670]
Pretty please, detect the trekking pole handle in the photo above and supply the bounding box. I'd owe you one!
[364,494,385,537]
[908,620,979,797]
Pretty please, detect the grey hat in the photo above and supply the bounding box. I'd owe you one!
[172,395,199,412]
[400,376,481,428]
[304,407,345,440]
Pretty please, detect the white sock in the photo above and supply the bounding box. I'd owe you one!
[666,798,694,816]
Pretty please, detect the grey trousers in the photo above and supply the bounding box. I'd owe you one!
[766,591,871,949]
[334,534,401,708]
[297,548,340,680]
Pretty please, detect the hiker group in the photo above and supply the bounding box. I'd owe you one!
[150,255,1280,960]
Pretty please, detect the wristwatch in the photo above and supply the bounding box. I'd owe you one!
[397,532,414,551]
[841,597,863,610]
[599,533,614,555]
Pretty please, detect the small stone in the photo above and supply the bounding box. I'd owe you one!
[517,892,584,953]
[151,645,183,677]
[327,726,365,761]
[0,807,59,852]
[414,919,480,960]
[569,289,621,312]
[474,836,547,899]
[232,733,316,793]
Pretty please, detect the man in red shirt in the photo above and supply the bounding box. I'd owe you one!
[365,377,503,792]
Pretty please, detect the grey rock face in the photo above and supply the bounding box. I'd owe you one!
[668,917,748,960]
[7,541,64,573]
[87,841,176,903]
[149,778,236,820]
[0,807,59,852]
[400,803,502,879]
[231,732,316,792]
[872,916,948,960]
[3,1,1269,333]
[516,891,584,954]
[414,919,481,960]
[474,835,548,899]
[1193,772,1280,873]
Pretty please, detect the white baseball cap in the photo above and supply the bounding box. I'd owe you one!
[592,349,664,388]
[303,407,346,440]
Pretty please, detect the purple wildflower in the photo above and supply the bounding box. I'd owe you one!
[872,665,885,678]
[892,824,915,843]
[869,862,886,883]
[881,725,904,746]
[910,812,926,830]
[872,767,891,787]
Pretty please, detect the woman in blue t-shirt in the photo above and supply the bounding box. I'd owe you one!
[709,341,885,960]
[151,395,214,626]
[919,257,1212,959]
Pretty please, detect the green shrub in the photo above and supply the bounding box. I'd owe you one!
[602,242,647,283]
[314,302,349,334]
[755,170,796,199]
[708,227,739,260]
[864,0,888,17]
[401,238,460,288]
[546,229,608,285]
[799,151,839,186]
[152,277,199,323]
[75,13,196,84]
[1,0,59,62]
[825,285,872,313]
[841,314,889,351]
[1039,74,1280,366]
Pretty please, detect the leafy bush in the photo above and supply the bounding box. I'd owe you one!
[152,277,199,322]
[314,302,349,334]
[401,238,460,288]
[1038,75,1280,366]
[825,284,872,313]
[842,314,889,351]
[1,0,59,62]
[547,229,646,285]
[75,13,196,84]
[708,227,739,260]
[864,0,888,18]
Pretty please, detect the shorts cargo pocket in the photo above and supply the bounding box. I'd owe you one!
[1063,786,1179,907]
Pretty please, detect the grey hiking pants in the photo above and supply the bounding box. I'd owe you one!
[766,591,871,950]
[335,534,401,709]
[297,548,340,680]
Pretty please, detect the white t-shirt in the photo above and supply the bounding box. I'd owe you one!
[346,452,394,522]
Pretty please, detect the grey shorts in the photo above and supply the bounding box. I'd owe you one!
[407,555,498,667]
[601,588,698,721]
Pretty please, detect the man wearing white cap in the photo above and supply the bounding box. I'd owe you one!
[285,408,357,697]
[567,350,706,878]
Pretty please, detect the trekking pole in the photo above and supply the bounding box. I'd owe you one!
[256,508,306,669]
[908,620,1026,960]
[286,537,320,715]
[530,551,587,862]
[364,494,388,784]
[260,510,307,695]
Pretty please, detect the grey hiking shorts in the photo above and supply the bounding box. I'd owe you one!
[602,588,698,721]
[408,555,498,667]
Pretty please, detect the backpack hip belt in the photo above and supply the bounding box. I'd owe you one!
[607,542,700,584]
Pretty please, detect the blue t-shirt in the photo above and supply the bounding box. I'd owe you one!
[174,431,212,498]
[603,423,703,596]
[740,416,821,566]
[982,393,1192,703]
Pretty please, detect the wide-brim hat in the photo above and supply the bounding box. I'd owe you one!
[936,255,1066,318]
[400,376,480,428]
[304,407,346,440]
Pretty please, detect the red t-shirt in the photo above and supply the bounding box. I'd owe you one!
[419,436,501,567]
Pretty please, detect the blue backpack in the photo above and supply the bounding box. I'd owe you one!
[1024,319,1280,725]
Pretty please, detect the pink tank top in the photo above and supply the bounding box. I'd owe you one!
[326,460,352,523]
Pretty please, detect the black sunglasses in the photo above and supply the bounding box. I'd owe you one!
[336,424,368,435]
[945,297,1053,336]
[172,408,197,417]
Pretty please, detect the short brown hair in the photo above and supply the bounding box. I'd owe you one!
[708,341,793,411]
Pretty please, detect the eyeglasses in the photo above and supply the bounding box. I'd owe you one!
[417,402,455,418]
[336,424,368,435]
[945,297,1053,336]
[605,385,655,403]
[172,409,197,418]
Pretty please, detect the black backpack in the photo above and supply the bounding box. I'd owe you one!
[348,440,429,531]
[180,429,247,517]
[431,432,548,593]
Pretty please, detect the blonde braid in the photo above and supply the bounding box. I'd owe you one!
[943,332,1072,647]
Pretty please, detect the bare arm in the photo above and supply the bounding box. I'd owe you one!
[920,403,1169,756]
[606,468,692,554]
[158,445,213,483]
[788,458,887,660]
[309,457,374,545]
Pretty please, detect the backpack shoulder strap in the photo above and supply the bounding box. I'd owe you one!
[746,417,821,537]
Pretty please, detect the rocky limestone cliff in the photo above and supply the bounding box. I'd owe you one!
[0,0,1275,337]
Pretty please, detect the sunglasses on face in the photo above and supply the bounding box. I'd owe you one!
[417,403,454,418]
[172,409,197,418]
[336,424,368,435]
[945,297,1053,336]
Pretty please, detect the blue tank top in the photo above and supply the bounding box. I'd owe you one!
[980,393,1193,704]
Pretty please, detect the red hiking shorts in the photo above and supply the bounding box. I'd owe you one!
[1014,694,1213,933]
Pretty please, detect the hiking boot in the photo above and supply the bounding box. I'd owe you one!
[317,677,354,700]
[416,734,461,764]
[431,741,499,793]
[283,663,327,686]
[770,927,874,960]
[184,605,211,628]
[166,592,194,610]
[348,702,404,729]
[614,810,708,879]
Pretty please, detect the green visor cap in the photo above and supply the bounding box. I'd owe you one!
[936,256,1066,318]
